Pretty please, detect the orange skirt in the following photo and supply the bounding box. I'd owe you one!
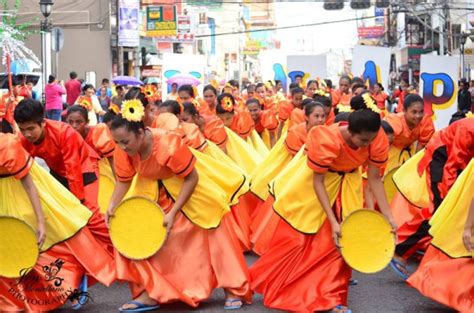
[250,196,279,256]
[0,227,116,312]
[229,192,261,252]
[84,172,115,256]
[115,212,252,307]
[249,218,351,313]
[407,245,473,312]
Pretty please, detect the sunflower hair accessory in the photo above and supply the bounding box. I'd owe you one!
[77,96,92,111]
[109,103,120,114]
[362,93,381,114]
[466,111,474,118]
[121,99,145,122]
[220,96,234,112]
[141,84,161,102]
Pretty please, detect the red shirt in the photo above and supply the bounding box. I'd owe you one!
[65,79,82,105]
[20,120,99,201]
[418,118,474,195]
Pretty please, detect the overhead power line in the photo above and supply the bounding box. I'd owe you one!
[196,14,378,38]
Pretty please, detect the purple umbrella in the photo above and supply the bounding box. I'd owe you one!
[112,76,143,86]
[166,73,200,87]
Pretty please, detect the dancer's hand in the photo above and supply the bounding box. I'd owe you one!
[36,219,46,248]
[105,207,115,228]
[163,211,177,235]
[331,221,342,249]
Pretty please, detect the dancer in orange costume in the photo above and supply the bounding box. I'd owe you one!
[407,170,473,312]
[276,86,304,138]
[250,95,396,313]
[246,97,278,148]
[305,80,319,98]
[390,116,474,278]
[331,75,352,107]
[177,84,209,116]
[216,93,255,141]
[250,101,327,256]
[105,97,251,311]
[0,76,23,133]
[14,99,114,255]
[371,82,388,111]
[0,131,115,311]
[201,84,218,117]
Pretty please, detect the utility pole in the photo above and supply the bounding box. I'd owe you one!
[237,1,243,89]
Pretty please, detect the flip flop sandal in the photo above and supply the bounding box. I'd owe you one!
[330,304,352,313]
[349,278,358,286]
[224,298,243,310]
[71,275,89,310]
[119,300,160,312]
[390,259,409,280]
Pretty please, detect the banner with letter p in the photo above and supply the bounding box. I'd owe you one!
[419,55,459,130]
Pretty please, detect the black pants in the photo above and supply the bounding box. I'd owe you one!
[395,146,447,257]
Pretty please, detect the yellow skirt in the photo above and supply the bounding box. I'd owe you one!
[225,127,262,175]
[392,149,431,208]
[0,163,92,252]
[247,130,269,158]
[98,158,116,214]
[271,153,363,234]
[261,129,272,150]
[125,147,253,229]
[250,133,293,200]
[429,159,474,258]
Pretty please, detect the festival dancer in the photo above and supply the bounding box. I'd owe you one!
[14,99,113,254]
[249,94,396,313]
[331,75,352,107]
[0,131,115,311]
[276,86,304,138]
[105,98,252,311]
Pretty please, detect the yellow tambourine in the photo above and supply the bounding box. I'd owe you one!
[339,209,395,274]
[109,197,167,260]
[98,173,115,214]
[0,216,39,278]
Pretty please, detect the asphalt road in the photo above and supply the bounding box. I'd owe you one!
[56,254,454,313]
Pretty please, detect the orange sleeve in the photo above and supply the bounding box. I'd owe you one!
[203,117,228,148]
[384,113,403,137]
[418,116,435,147]
[261,109,278,132]
[368,128,390,168]
[151,112,180,131]
[331,91,341,107]
[233,111,254,139]
[306,126,341,173]
[278,102,293,122]
[161,132,196,178]
[284,123,306,156]
[1,134,33,179]
[181,122,207,151]
[290,108,305,126]
[91,124,116,158]
[61,126,86,200]
[441,124,473,194]
[113,147,136,182]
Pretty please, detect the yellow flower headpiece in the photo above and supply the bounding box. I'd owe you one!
[336,104,353,113]
[313,89,330,98]
[141,84,161,102]
[121,99,145,122]
[109,103,120,114]
[220,96,234,112]
[362,93,381,114]
[465,111,473,118]
[77,96,92,111]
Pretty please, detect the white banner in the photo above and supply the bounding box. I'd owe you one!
[258,50,287,90]
[419,55,459,130]
[286,55,327,85]
[161,53,206,98]
[118,0,140,47]
[352,45,391,89]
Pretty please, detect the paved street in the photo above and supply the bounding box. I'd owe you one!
[57,254,454,313]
